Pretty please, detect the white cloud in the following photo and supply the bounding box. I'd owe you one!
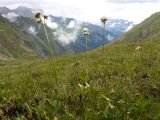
[107,0,160,3]
[56,28,78,45]
[109,22,116,27]
[55,21,82,45]
[2,12,19,22]
[107,34,115,41]
[125,24,135,31]
[67,20,76,28]
[0,0,160,23]
[28,26,38,36]
[46,18,58,29]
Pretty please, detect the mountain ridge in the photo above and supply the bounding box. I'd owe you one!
[114,12,160,44]
[0,6,134,59]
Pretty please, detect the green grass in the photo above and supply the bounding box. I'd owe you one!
[0,40,160,119]
[115,12,160,44]
[0,16,34,58]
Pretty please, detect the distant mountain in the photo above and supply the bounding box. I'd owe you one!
[107,19,135,35]
[14,6,34,18]
[115,12,160,43]
[0,7,11,14]
[0,6,134,59]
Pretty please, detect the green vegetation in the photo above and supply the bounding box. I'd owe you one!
[0,16,33,58]
[0,39,160,119]
[115,12,160,44]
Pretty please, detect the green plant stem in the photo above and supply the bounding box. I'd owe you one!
[85,36,89,81]
[102,22,106,65]
[42,23,53,57]
[42,23,58,86]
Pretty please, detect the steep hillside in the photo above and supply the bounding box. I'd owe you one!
[0,16,34,59]
[0,39,160,119]
[115,12,160,43]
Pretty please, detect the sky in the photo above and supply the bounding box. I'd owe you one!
[1,0,160,24]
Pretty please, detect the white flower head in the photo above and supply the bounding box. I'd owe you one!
[35,11,42,19]
[127,112,130,114]
[135,46,142,50]
[108,103,115,109]
[118,100,125,104]
[43,14,48,20]
[78,83,84,89]
[82,28,89,36]
[83,31,89,36]
[36,18,42,23]
[110,88,115,93]
[85,82,90,88]
[102,95,111,102]
[82,28,89,33]
[100,16,108,23]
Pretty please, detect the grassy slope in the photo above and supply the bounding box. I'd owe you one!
[115,12,160,44]
[0,39,160,119]
[0,16,35,59]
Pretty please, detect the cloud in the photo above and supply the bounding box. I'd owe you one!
[0,0,160,23]
[2,12,19,22]
[67,20,76,28]
[107,0,160,4]
[67,20,82,28]
[125,24,135,31]
[28,26,38,36]
[55,21,82,45]
[46,18,58,29]
[106,34,115,41]
[56,28,78,45]
[107,0,160,3]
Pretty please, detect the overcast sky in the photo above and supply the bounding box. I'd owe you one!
[0,0,160,23]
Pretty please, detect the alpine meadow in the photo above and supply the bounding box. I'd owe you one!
[0,0,160,120]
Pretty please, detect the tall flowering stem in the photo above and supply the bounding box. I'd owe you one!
[35,11,58,85]
[82,28,89,82]
[100,16,108,65]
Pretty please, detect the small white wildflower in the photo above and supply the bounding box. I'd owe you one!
[82,28,89,33]
[35,11,42,19]
[110,88,115,93]
[108,103,115,109]
[78,83,84,89]
[100,16,108,23]
[36,18,42,23]
[82,28,89,37]
[43,14,48,19]
[118,100,125,104]
[102,95,111,102]
[83,31,89,36]
[135,46,142,50]
[54,116,58,120]
[85,82,90,88]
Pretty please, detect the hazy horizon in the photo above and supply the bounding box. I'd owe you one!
[0,0,160,24]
